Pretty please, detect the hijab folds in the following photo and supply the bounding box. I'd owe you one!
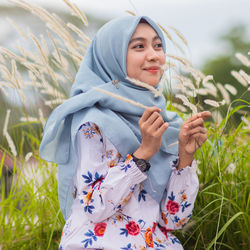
[39,15,183,219]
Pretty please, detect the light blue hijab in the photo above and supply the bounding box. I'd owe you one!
[39,15,183,219]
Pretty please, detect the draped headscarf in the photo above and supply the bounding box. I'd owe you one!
[39,15,183,219]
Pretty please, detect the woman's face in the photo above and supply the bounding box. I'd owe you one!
[126,23,165,87]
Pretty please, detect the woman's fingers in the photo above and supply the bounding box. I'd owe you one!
[145,111,161,126]
[190,133,207,146]
[149,116,165,132]
[185,127,207,137]
[140,107,161,124]
[185,117,204,129]
[185,111,211,124]
[155,122,169,137]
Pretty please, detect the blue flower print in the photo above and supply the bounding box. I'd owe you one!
[121,243,133,250]
[82,171,93,184]
[105,150,114,159]
[80,199,95,214]
[181,201,191,212]
[138,189,147,202]
[82,124,96,139]
[120,163,132,172]
[168,191,175,201]
[81,230,97,248]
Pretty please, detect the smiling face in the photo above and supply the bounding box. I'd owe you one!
[126,22,165,87]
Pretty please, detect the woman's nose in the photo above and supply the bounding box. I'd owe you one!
[146,47,159,61]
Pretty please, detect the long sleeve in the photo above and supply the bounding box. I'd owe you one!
[159,159,199,231]
[74,122,147,223]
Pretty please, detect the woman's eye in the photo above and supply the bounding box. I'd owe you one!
[155,43,163,48]
[133,44,144,49]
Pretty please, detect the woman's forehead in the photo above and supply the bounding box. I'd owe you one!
[129,23,161,42]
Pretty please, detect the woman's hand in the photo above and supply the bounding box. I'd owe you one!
[133,107,169,161]
[178,111,211,170]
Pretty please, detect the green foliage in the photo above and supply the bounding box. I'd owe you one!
[175,103,250,249]
[0,158,64,249]
[0,1,249,249]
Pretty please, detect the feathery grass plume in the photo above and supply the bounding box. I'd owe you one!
[217,83,231,104]
[44,99,65,107]
[171,75,184,85]
[182,77,196,90]
[38,108,46,127]
[202,75,213,85]
[28,32,59,86]
[161,62,176,71]
[172,103,187,113]
[7,18,29,41]
[202,82,218,97]
[167,25,188,47]
[239,69,250,84]
[184,65,206,79]
[0,51,5,64]
[0,65,12,82]
[168,141,179,147]
[185,89,197,98]
[11,0,77,48]
[204,99,220,107]
[183,65,204,88]
[0,47,23,62]
[47,30,62,63]
[171,40,185,55]
[25,152,33,162]
[0,85,9,97]
[211,110,223,124]
[126,77,163,97]
[235,52,250,67]
[93,87,148,109]
[20,117,39,123]
[231,70,248,87]
[166,54,191,66]
[3,109,17,156]
[51,57,74,82]
[226,163,236,174]
[64,0,88,26]
[195,88,208,95]
[125,10,136,16]
[67,23,91,44]
[224,84,237,95]
[176,94,197,114]
[158,23,173,41]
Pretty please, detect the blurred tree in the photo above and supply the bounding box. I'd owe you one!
[201,24,249,127]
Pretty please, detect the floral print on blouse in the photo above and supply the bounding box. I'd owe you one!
[59,122,199,250]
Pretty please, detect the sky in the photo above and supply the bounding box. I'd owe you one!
[1,0,250,68]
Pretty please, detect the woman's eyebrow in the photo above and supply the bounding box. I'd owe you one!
[129,35,161,45]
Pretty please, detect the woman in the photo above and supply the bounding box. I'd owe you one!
[39,15,210,249]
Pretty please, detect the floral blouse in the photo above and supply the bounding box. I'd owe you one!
[59,122,199,250]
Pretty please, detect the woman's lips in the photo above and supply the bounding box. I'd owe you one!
[144,66,160,74]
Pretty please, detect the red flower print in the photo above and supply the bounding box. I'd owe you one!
[94,222,107,236]
[166,200,180,215]
[125,221,140,236]
[158,225,172,241]
[152,222,157,234]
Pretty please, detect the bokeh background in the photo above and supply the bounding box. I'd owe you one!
[0,0,249,249]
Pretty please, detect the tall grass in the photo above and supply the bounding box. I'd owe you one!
[0,0,249,249]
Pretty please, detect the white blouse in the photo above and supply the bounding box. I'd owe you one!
[59,122,199,250]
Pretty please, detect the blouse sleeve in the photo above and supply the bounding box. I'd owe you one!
[159,158,199,230]
[74,122,147,223]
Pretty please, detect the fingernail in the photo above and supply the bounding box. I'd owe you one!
[184,125,188,128]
